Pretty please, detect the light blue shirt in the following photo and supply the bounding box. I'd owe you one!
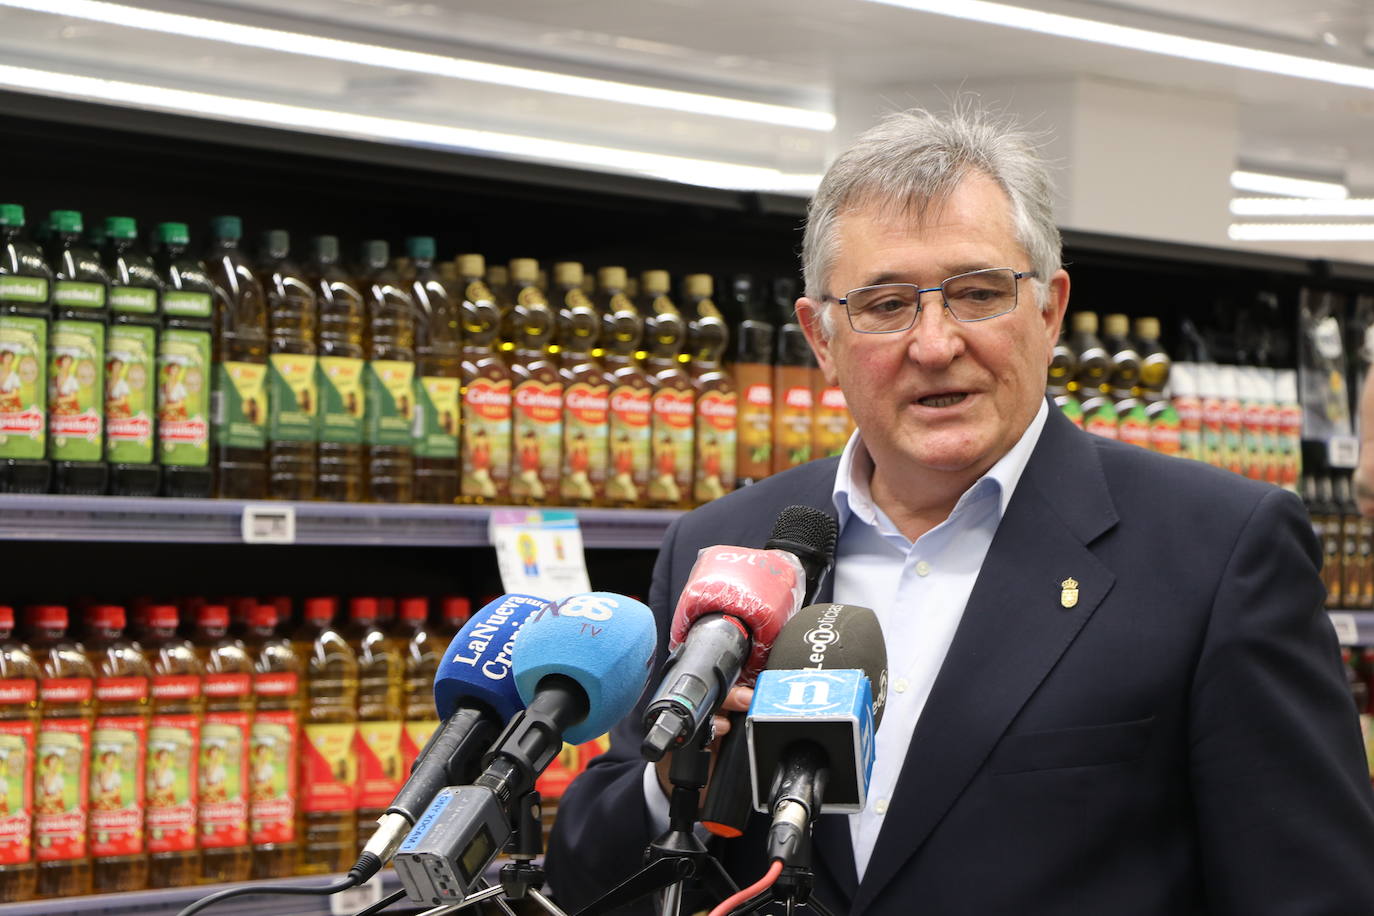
[834,399,1048,880]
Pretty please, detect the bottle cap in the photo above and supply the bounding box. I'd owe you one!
[442,596,471,625]
[87,604,126,630]
[0,204,24,228]
[406,236,436,261]
[249,603,279,630]
[399,597,429,622]
[379,597,395,621]
[262,230,290,260]
[304,597,337,622]
[312,235,340,263]
[210,215,243,241]
[27,605,68,630]
[360,240,389,270]
[598,266,627,290]
[146,604,179,629]
[158,222,190,246]
[486,265,509,287]
[684,273,713,297]
[349,597,379,621]
[509,258,539,283]
[641,270,670,294]
[1134,316,1160,340]
[105,217,138,241]
[1103,313,1129,338]
[554,262,584,286]
[51,210,83,234]
[1071,311,1099,334]
[197,604,230,628]
[0,606,12,629]
[456,253,485,276]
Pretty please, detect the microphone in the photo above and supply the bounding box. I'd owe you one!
[640,545,806,760]
[393,592,657,904]
[746,603,887,865]
[355,593,547,875]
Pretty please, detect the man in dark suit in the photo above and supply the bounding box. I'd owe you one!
[545,107,1374,914]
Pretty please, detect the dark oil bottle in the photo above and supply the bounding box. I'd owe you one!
[358,241,416,503]
[0,204,54,494]
[455,254,510,504]
[684,274,736,504]
[154,223,214,498]
[207,216,268,498]
[258,230,318,501]
[409,237,461,504]
[46,210,111,495]
[1103,313,1148,450]
[771,280,814,475]
[731,275,773,487]
[553,262,607,506]
[309,236,367,503]
[506,258,561,506]
[642,270,693,509]
[596,267,650,507]
[104,217,162,496]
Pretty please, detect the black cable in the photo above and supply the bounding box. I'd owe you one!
[354,888,408,916]
[174,852,383,916]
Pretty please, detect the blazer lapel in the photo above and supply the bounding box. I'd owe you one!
[851,408,1119,912]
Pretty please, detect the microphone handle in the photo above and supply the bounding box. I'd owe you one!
[387,707,496,823]
[699,708,752,837]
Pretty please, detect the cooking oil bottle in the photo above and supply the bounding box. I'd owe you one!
[103,216,162,497]
[207,216,268,499]
[771,279,813,475]
[553,262,607,506]
[294,597,358,874]
[437,596,470,643]
[86,604,151,892]
[597,267,650,507]
[409,237,461,504]
[145,603,204,888]
[154,222,214,498]
[259,230,318,501]
[245,602,302,879]
[730,275,774,487]
[0,204,54,495]
[29,604,95,897]
[309,236,366,503]
[358,241,416,503]
[0,605,39,902]
[347,598,403,850]
[683,275,736,505]
[455,255,510,504]
[193,604,253,883]
[507,258,561,505]
[641,271,693,509]
[394,598,441,774]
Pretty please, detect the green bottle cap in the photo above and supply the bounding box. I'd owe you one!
[158,222,190,246]
[406,236,436,261]
[105,216,138,240]
[0,204,24,228]
[51,210,83,234]
[360,239,389,270]
[312,235,339,263]
[262,229,290,259]
[210,215,243,241]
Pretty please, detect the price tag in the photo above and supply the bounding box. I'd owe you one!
[489,510,592,601]
[1329,612,1359,645]
[329,875,383,914]
[241,503,296,544]
[1328,435,1360,469]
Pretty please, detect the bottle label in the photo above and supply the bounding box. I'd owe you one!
[158,329,211,467]
[812,384,852,460]
[0,718,35,866]
[151,675,200,700]
[461,376,511,500]
[1148,403,1182,456]
[607,384,650,504]
[400,718,439,775]
[650,385,694,505]
[1057,395,1084,428]
[253,672,298,696]
[53,281,106,309]
[1118,402,1150,449]
[318,356,365,445]
[510,378,562,501]
[40,678,93,704]
[0,679,35,705]
[772,368,813,473]
[110,287,157,315]
[0,314,46,460]
[733,364,773,482]
[146,713,200,853]
[365,360,416,447]
[1174,394,1203,462]
[415,375,460,459]
[561,380,609,502]
[35,717,92,861]
[49,319,105,461]
[163,290,212,318]
[301,722,357,813]
[96,676,148,703]
[0,275,48,304]
[214,361,268,450]
[105,322,156,465]
[1084,402,1120,440]
[268,354,319,443]
[355,720,403,809]
[200,715,250,849]
[249,710,297,845]
[89,714,148,858]
[203,673,251,698]
[694,388,737,503]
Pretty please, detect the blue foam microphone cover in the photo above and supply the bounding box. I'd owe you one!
[433,594,550,723]
[511,592,657,744]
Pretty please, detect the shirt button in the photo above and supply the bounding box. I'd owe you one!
[915,561,931,576]
[874,799,889,815]
[894,678,909,693]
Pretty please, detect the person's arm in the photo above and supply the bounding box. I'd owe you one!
[1356,369,1374,516]
[1190,486,1374,911]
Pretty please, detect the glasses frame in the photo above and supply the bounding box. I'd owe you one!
[835,268,1039,334]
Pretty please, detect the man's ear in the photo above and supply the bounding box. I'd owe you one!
[796,297,839,386]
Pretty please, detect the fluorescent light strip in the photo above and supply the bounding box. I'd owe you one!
[0,0,833,131]
[1230,170,1348,199]
[867,0,1374,91]
[1231,198,1374,217]
[0,64,822,193]
[1229,223,1374,241]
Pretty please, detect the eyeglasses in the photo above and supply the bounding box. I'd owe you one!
[835,268,1038,334]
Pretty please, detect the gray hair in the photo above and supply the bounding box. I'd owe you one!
[801,105,1062,336]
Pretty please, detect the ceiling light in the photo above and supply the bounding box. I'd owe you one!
[866,0,1374,92]
[1229,223,1374,241]
[1230,170,1348,199]
[0,0,833,131]
[1231,198,1374,217]
[0,63,823,193]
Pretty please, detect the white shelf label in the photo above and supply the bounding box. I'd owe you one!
[241,503,296,544]
[489,510,592,601]
[1328,435,1360,469]
[1329,612,1359,645]
[330,875,382,914]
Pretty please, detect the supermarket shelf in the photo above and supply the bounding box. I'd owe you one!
[1327,611,1374,646]
[0,495,681,550]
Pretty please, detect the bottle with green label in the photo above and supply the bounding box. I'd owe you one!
[154,223,214,498]
[207,216,268,499]
[0,204,54,494]
[258,230,318,501]
[308,236,366,503]
[45,210,111,495]
[357,240,415,503]
[103,217,162,497]
[408,237,460,504]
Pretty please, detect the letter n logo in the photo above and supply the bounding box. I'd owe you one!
[784,679,831,708]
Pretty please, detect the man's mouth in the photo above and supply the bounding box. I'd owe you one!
[917,392,969,408]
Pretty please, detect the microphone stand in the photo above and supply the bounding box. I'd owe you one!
[575,717,737,916]
[729,832,835,916]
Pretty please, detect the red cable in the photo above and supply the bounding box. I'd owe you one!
[708,859,785,916]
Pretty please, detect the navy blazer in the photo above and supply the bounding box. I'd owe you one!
[546,405,1374,914]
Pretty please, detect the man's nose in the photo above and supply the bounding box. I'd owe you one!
[905,295,965,366]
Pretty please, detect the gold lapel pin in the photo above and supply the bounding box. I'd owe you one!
[1060,577,1079,609]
